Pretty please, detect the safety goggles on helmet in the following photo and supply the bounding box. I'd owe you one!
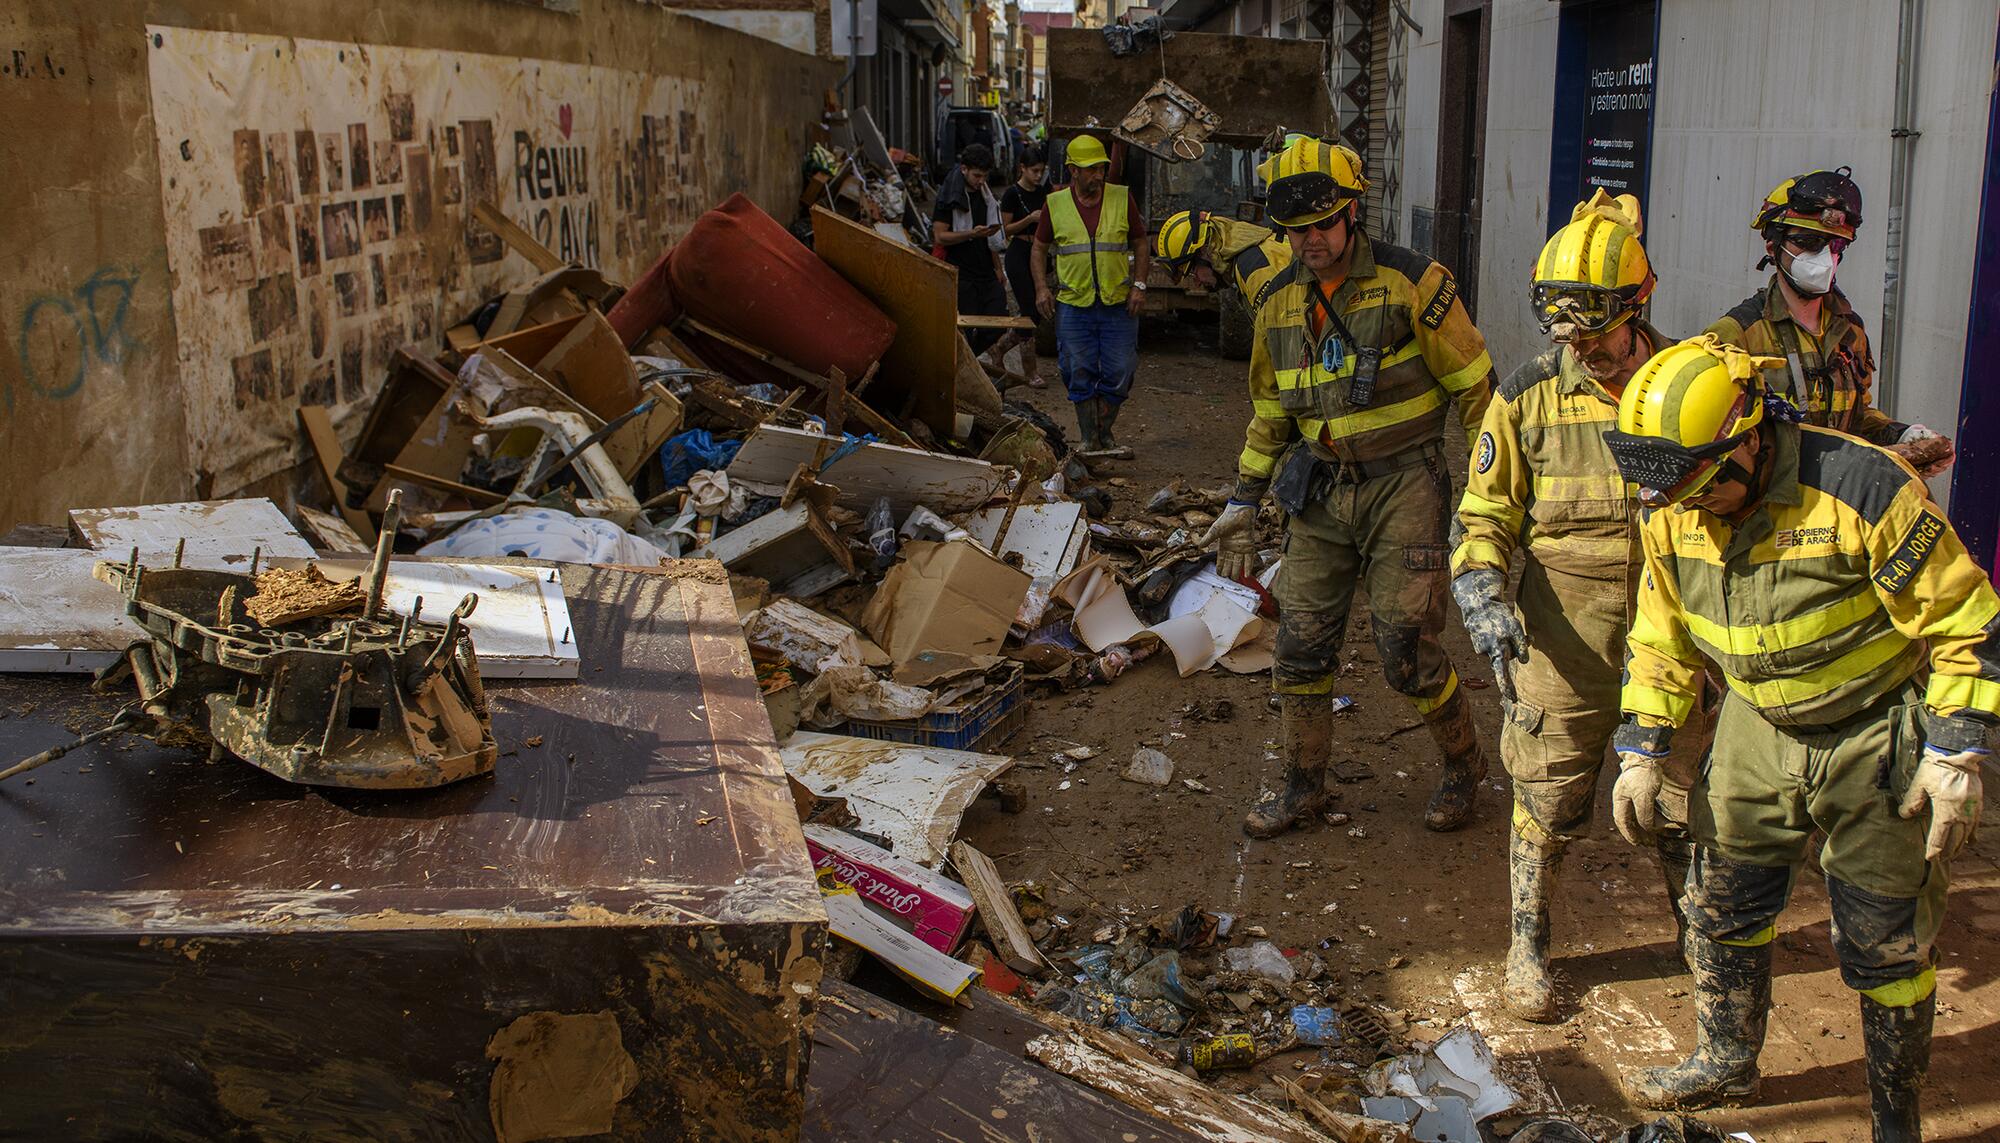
[1278,210,1349,235]
[1777,229,1848,257]
[1754,166,1862,240]
[1603,427,1749,505]
[1531,284,1633,340]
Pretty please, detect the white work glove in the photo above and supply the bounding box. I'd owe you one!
[1893,423,1956,480]
[1612,750,1667,846]
[1899,744,1986,861]
[1200,501,1258,582]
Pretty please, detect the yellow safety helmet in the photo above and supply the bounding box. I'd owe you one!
[1531,190,1656,340]
[1262,137,1369,229]
[1154,209,1217,268]
[1065,135,1111,169]
[1603,335,1785,505]
[1753,166,1862,240]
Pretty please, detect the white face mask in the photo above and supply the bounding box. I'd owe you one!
[1785,244,1839,296]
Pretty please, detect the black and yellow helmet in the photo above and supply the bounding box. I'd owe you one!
[1753,166,1862,240]
[1532,190,1656,340]
[1155,210,1216,268]
[1603,335,1784,504]
[1261,137,1368,229]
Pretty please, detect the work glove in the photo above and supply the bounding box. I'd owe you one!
[1450,569,1526,704]
[1612,749,1668,846]
[1200,501,1258,582]
[1893,423,1956,480]
[1899,744,1986,861]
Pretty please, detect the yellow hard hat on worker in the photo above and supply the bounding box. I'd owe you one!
[1752,166,1862,240]
[1154,210,1217,268]
[1066,135,1111,169]
[1602,334,1785,505]
[1532,189,1656,341]
[1262,137,1369,229]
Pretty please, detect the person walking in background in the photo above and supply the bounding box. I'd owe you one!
[990,144,1050,387]
[933,143,1009,354]
[1031,135,1149,450]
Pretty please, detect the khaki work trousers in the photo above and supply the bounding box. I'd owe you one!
[1503,560,1699,845]
[1686,680,1946,1004]
[1273,454,1458,712]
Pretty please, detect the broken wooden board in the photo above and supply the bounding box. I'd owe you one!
[804,980,1202,1143]
[294,506,371,554]
[949,841,1046,976]
[69,498,315,565]
[782,733,1015,868]
[965,501,1088,628]
[470,200,566,273]
[955,314,1036,330]
[0,565,825,1140]
[696,501,853,600]
[1026,1027,1328,1142]
[0,547,144,672]
[0,550,579,679]
[818,877,977,1003]
[538,309,643,424]
[1047,27,1334,146]
[295,406,377,542]
[605,381,684,484]
[302,557,581,679]
[811,206,958,442]
[728,424,1009,517]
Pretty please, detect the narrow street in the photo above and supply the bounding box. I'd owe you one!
[946,321,2000,1142]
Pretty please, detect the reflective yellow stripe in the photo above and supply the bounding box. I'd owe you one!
[1532,473,1630,501]
[1411,670,1459,715]
[1252,398,1286,418]
[1681,587,1884,658]
[1276,674,1337,696]
[1512,801,1559,847]
[1926,674,2000,721]
[1239,446,1278,477]
[1861,966,1936,1008]
[1452,540,1509,574]
[1623,681,1695,727]
[1272,339,1426,391]
[1719,627,1913,709]
[1459,489,1522,523]
[1311,386,1447,441]
[1436,351,1493,394]
[1717,923,1777,948]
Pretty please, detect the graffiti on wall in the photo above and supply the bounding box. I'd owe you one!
[147,28,719,493]
[10,266,144,412]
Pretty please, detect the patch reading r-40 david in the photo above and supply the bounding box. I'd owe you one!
[1419,274,1458,330]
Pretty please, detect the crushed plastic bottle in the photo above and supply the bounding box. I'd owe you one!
[865,496,898,571]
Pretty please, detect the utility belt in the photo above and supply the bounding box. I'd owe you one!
[1271,439,1444,516]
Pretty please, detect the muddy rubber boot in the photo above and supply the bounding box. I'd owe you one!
[1243,694,1332,839]
[1862,993,1931,1142]
[1624,931,1769,1109]
[1096,397,1120,449]
[1504,823,1562,1022]
[1421,688,1488,832]
[1073,398,1100,452]
[1658,836,1695,972]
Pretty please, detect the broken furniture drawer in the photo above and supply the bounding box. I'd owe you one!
[0,565,826,1141]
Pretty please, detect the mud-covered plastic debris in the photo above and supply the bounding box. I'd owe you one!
[866,496,899,571]
[1123,745,1174,786]
[1289,1005,1342,1046]
[1222,940,1294,983]
[1177,1032,1255,1071]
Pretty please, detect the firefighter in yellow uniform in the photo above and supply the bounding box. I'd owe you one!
[1451,190,1692,1022]
[1200,137,1495,837]
[1602,335,1995,1137]
[1705,167,1954,478]
[1154,209,1294,314]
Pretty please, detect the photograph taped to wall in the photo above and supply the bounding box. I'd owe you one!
[147,26,720,493]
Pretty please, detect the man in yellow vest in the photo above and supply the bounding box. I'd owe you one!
[1203,137,1495,837]
[1031,135,1151,450]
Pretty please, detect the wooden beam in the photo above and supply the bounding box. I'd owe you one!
[823,367,848,437]
[949,841,1045,976]
[381,464,507,505]
[471,201,566,274]
[955,314,1036,330]
[296,406,379,542]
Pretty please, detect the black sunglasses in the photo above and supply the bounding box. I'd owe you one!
[1280,215,1346,235]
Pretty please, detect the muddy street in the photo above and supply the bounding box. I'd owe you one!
[953,321,2000,1142]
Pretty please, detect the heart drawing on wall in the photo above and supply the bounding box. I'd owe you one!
[558,103,574,139]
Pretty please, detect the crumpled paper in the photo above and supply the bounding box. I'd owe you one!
[799,666,935,727]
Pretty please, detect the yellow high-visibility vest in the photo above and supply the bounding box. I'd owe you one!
[1047,185,1132,307]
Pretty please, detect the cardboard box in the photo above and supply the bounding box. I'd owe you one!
[861,539,1031,665]
[817,871,978,1003]
[804,823,974,954]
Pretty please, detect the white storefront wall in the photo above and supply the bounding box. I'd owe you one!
[1401,0,1997,508]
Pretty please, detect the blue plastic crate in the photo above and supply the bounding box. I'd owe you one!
[838,663,1025,752]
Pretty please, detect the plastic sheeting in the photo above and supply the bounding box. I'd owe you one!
[417,507,667,565]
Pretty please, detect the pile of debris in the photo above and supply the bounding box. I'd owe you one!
[798,106,935,250]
